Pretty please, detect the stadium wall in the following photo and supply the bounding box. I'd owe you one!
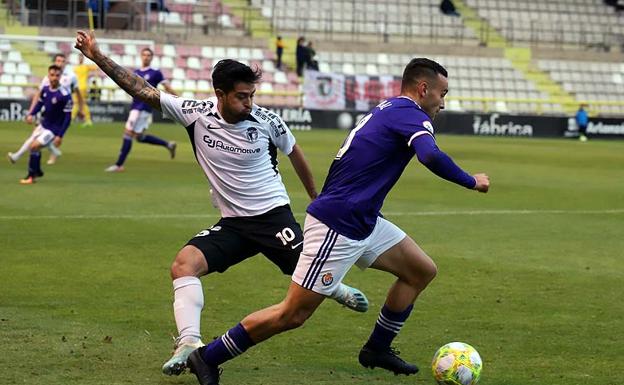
[2,99,624,139]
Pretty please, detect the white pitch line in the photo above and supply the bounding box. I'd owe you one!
[1,209,623,220]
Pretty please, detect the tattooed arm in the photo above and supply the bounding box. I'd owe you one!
[74,30,162,111]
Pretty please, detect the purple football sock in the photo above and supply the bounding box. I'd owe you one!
[200,323,255,366]
[366,304,413,350]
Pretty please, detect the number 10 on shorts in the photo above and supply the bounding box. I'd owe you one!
[275,227,296,246]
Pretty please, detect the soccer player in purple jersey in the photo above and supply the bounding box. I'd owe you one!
[179,58,490,385]
[8,65,72,184]
[26,53,85,165]
[104,47,178,172]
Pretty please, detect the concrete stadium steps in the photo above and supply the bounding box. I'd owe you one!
[504,47,576,114]
[221,0,273,37]
[452,0,506,48]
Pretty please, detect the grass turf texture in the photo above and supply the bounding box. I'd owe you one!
[1,121,623,385]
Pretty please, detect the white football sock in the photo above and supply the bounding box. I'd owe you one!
[173,276,204,345]
[48,142,62,156]
[13,135,36,160]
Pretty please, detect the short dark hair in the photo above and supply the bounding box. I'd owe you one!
[48,64,62,72]
[53,53,66,61]
[212,59,262,93]
[401,58,448,92]
[141,47,154,55]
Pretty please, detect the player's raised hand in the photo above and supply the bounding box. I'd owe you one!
[75,30,99,60]
[472,173,490,193]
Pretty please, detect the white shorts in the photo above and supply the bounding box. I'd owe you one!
[33,125,56,146]
[125,109,152,134]
[292,214,406,296]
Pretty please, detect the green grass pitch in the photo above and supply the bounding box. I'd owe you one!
[1,120,623,385]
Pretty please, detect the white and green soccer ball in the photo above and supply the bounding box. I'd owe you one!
[431,342,482,385]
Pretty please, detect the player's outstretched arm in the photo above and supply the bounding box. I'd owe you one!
[288,144,318,200]
[413,134,490,193]
[74,30,162,112]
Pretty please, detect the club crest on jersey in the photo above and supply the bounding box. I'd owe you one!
[321,272,334,286]
[423,121,434,133]
[246,127,259,143]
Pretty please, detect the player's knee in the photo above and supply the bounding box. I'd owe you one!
[422,260,438,285]
[404,258,437,289]
[170,246,207,279]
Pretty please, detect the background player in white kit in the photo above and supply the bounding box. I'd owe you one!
[74,29,369,377]
[180,58,490,385]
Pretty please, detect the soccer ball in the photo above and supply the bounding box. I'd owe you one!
[431,342,482,385]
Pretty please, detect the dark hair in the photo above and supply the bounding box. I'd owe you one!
[212,59,262,93]
[48,64,62,72]
[401,58,448,91]
[53,53,66,61]
[141,47,154,55]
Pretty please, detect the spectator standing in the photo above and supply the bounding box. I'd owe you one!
[440,0,460,17]
[575,104,589,142]
[306,41,319,71]
[276,36,285,70]
[88,78,102,102]
[295,36,307,77]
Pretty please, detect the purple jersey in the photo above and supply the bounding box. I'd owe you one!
[307,96,437,240]
[130,67,164,112]
[30,85,73,136]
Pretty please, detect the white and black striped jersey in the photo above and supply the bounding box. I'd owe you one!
[161,93,296,218]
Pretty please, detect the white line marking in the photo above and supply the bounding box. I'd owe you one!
[1,209,623,220]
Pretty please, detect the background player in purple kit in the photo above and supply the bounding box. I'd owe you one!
[104,47,178,172]
[8,65,72,184]
[184,58,490,385]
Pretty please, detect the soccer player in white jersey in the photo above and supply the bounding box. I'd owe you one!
[74,29,369,377]
[28,53,86,165]
[175,58,490,385]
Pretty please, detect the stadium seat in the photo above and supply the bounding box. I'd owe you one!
[273,71,288,84]
[7,50,22,62]
[163,44,177,57]
[3,62,17,75]
[201,46,214,58]
[187,57,201,70]
[13,75,27,85]
[9,86,23,98]
[0,74,13,84]
[197,80,211,91]
[0,40,12,51]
